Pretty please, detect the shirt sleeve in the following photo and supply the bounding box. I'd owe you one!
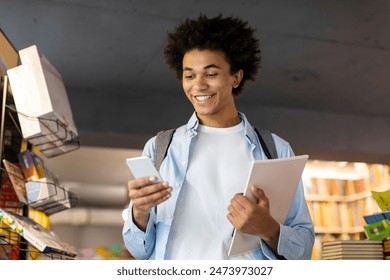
[259,179,315,260]
[122,202,157,259]
[122,137,158,259]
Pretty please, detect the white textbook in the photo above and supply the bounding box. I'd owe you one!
[228,154,309,257]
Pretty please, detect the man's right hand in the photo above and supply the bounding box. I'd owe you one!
[128,176,172,231]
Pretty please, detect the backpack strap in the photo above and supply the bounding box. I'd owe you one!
[254,127,278,159]
[154,129,176,170]
[154,127,277,168]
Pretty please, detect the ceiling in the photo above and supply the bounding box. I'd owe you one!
[1,0,390,208]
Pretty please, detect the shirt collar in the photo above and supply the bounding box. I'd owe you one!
[185,111,257,143]
[186,112,199,136]
[238,112,258,146]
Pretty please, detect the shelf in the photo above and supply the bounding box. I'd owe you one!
[25,179,79,216]
[306,185,390,203]
[0,209,77,258]
[5,105,80,158]
[304,160,390,260]
[307,190,371,202]
[314,226,364,234]
[1,32,80,260]
[0,226,75,260]
[6,45,79,159]
[2,159,80,216]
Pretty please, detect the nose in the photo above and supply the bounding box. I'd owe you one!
[193,76,208,91]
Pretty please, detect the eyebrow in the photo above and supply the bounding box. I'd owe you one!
[183,64,221,71]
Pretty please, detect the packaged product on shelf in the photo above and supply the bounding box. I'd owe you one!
[2,160,28,204]
[0,208,77,257]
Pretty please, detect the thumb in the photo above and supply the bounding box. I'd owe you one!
[250,186,261,199]
[250,186,267,205]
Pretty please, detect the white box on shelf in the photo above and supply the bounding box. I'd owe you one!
[6,45,79,157]
[26,177,75,215]
[25,177,57,204]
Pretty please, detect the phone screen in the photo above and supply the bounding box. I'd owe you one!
[126,156,162,182]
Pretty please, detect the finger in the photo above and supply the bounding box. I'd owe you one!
[231,193,252,209]
[128,178,170,201]
[152,191,172,206]
[227,212,236,226]
[128,176,159,190]
[227,210,245,230]
[229,197,246,214]
[134,181,170,197]
[251,186,269,206]
[229,193,259,223]
[132,187,172,208]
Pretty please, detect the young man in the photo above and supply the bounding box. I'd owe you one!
[122,15,314,260]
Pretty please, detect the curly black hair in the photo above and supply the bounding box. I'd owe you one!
[164,14,261,96]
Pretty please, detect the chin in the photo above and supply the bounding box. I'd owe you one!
[195,109,217,118]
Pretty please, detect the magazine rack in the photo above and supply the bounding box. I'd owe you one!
[5,104,80,158]
[1,32,80,259]
[0,164,79,216]
[0,226,76,260]
[28,181,80,215]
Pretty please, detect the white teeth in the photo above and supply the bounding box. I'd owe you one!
[195,95,212,101]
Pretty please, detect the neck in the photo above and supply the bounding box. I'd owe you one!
[197,111,241,128]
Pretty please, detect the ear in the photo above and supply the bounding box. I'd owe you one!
[232,69,244,88]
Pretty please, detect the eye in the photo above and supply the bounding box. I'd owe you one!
[184,73,194,79]
[206,73,217,77]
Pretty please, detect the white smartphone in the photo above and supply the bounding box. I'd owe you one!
[126,156,162,182]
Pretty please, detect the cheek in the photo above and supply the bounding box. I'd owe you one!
[182,82,191,96]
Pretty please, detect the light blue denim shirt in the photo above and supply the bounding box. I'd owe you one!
[123,112,315,260]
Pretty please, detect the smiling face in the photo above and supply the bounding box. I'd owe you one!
[182,49,243,127]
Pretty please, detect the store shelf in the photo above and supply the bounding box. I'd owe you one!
[303,160,390,260]
[1,32,80,260]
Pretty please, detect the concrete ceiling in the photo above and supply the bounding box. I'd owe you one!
[1,0,390,209]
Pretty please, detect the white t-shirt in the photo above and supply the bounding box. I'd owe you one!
[165,121,253,259]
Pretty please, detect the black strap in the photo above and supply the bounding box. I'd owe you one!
[254,127,278,159]
[154,129,176,170]
[153,129,175,215]
[154,127,277,171]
